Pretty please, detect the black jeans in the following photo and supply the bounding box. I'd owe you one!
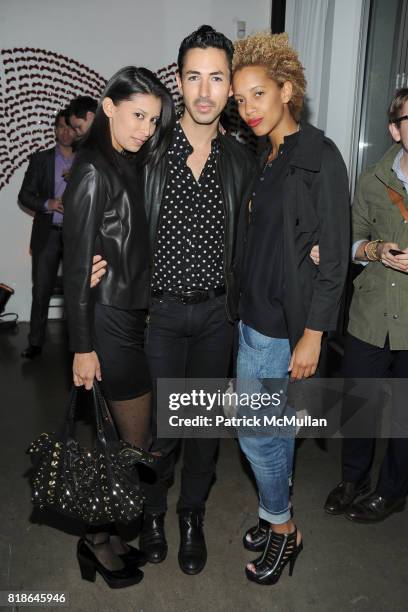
[29,228,63,347]
[144,294,234,514]
[341,333,408,498]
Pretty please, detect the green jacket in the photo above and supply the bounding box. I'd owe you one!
[348,144,408,349]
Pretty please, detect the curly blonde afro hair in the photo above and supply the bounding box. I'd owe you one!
[233,32,306,122]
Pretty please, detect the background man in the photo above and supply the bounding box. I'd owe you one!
[324,89,408,523]
[19,109,75,358]
[67,95,97,138]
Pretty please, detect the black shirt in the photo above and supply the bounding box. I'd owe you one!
[152,121,225,292]
[239,130,300,338]
[113,149,150,308]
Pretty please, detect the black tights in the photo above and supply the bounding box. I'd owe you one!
[85,391,152,568]
[110,391,152,450]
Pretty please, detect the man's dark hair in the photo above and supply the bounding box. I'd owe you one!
[388,88,408,124]
[81,66,175,167]
[67,95,98,120]
[177,25,234,77]
[54,108,70,127]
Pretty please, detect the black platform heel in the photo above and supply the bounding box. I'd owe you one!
[107,525,147,568]
[243,518,270,552]
[245,528,303,585]
[118,543,147,568]
[77,538,144,589]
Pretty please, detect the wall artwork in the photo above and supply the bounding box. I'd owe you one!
[0,47,253,191]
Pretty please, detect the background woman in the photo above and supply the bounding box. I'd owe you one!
[232,32,350,585]
[63,66,174,588]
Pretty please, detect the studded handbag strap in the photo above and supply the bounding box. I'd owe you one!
[387,186,408,222]
[92,381,119,445]
[63,383,119,446]
[64,386,79,435]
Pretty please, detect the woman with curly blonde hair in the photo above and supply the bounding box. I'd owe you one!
[233,32,350,585]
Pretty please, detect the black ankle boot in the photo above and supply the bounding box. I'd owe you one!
[324,478,371,515]
[77,538,143,588]
[139,513,167,563]
[245,528,303,585]
[178,510,207,575]
[243,518,270,552]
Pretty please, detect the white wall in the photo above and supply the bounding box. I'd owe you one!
[0,0,271,321]
[285,0,330,128]
[324,0,365,170]
[286,0,365,170]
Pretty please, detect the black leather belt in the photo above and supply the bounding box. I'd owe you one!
[51,225,63,231]
[151,286,225,305]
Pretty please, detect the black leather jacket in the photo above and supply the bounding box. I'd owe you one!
[64,136,256,353]
[63,148,150,353]
[143,133,257,320]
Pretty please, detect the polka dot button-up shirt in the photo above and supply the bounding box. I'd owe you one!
[152,121,225,292]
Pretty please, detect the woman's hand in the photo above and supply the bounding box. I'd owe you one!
[73,351,102,390]
[288,329,323,380]
[377,242,408,272]
[310,245,320,265]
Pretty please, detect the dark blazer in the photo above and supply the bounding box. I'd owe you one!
[236,123,351,351]
[63,148,150,353]
[143,133,257,321]
[18,147,55,252]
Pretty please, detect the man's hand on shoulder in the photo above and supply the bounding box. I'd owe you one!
[90,254,107,287]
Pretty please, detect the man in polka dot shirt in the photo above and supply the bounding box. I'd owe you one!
[91,25,256,575]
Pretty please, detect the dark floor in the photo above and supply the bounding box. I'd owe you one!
[0,322,407,612]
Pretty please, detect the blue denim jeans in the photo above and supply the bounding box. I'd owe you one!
[237,321,294,524]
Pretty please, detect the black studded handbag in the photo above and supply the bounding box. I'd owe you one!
[27,383,154,525]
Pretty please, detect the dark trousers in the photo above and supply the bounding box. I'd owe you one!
[144,294,234,514]
[341,333,408,498]
[29,228,63,347]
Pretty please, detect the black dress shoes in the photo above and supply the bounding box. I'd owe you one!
[178,510,207,575]
[324,478,371,515]
[21,345,42,359]
[139,513,167,563]
[345,493,406,523]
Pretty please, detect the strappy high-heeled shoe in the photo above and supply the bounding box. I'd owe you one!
[243,518,270,552]
[77,538,143,588]
[245,527,303,585]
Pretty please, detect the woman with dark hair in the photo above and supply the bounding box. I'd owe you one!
[231,33,350,585]
[62,65,175,588]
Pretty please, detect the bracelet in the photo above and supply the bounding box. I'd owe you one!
[365,240,381,261]
[364,239,383,262]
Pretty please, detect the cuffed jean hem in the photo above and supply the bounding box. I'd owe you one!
[259,504,291,525]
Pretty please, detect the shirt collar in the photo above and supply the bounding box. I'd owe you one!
[55,144,74,162]
[392,148,408,192]
[169,120,220,164]
[280,127,300,154]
